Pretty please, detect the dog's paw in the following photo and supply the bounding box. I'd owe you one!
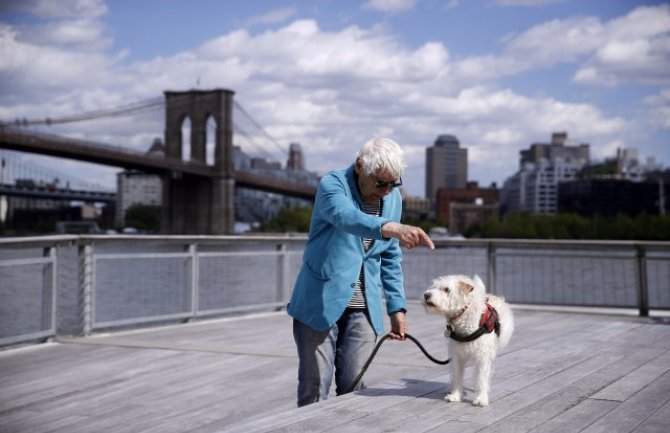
[444,393,461,402]
[472,395,489,407]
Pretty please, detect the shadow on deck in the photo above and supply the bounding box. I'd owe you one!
[1,303,669,433]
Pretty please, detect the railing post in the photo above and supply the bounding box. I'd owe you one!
[189,242,199,320]
[635,245,649,317]
[78,243,94,336]
[487,242,496,295]
[276,242,289,308]
[47,246,57,337]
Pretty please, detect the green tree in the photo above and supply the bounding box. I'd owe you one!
[465,212,670,240]
[124,204,161,233]
[261,207,313,233]
[402,216,445,234]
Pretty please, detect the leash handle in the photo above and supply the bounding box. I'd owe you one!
[346,332,450,394]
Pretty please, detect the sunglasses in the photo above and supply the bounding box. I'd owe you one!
[372,176,403,189]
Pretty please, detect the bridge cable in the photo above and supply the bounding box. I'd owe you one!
[232,123,281,163]
[233,101,288,156]
[2,97,164,127]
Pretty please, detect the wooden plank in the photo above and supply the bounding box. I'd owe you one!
[2,306,670,433]
[0,411,92,433]
[259,407,373,433]
[334,411,428,433]
[632,399,670,433]
[472,348,666,432]
[358,415,486,433]
[2,348,191,415]
[591,349,670,401]
[531,399,620,433]
[581,371,670,433]
[444,353,620,427]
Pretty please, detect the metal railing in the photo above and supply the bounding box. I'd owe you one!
[0,237,58,346]
[1,235,669,347]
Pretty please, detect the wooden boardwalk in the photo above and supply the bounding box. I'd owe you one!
[1,303,670,433]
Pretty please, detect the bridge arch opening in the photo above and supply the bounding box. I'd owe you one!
[206,114,216,166]
[180,116,192,162]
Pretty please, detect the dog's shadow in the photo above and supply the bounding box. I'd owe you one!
[357,378,475,401]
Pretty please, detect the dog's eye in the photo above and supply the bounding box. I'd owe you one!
[442,287,450,293]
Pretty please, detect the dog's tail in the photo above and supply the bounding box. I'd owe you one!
[487,295,514,349]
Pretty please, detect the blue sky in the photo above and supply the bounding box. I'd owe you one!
[0,0,668,197]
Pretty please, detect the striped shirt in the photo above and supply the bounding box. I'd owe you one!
[347,199,382,309]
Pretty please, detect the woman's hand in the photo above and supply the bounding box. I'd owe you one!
[382,222,435,250]
[388,310,408,340]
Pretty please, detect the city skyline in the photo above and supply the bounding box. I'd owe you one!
[1,0,669,197]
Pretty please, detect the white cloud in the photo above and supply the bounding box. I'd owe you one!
[644,88,670,130]
[449,16,606,84]
[0,0,117,107]
[0,0,107,19]
[607,4,670,39]
[453,4,670,88]
[573,5,670,86]
[592,139,626,161]
[493,0,569,6]
[246,7,297,26]
[17,18,112,51]
[0,22,118,105]
[361,0,417,13]
[196,20,448,87]
[504,17,603,65]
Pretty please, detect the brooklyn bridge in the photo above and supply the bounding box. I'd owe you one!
[0,89,317,234]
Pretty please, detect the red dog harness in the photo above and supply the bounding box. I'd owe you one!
[448,302,501,343]
[480,303,500,335]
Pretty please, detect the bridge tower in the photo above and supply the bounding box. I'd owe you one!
[163,89,235,234]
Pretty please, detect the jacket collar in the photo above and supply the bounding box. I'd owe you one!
[345,164,391,215]
[345,165,363,205]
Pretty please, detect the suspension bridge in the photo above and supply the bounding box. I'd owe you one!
[0,88,317,234]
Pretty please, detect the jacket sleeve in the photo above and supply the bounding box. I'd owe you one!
[381,237,406,314]
[316,173,391,239]
[380,190,406,314]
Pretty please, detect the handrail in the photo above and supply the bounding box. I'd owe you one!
[2,234,668,248]
[1,235,669,348]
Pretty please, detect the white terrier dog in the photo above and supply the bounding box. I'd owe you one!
[421,274,514,407]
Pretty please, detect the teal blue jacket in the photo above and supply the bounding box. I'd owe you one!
[287,164,406,335]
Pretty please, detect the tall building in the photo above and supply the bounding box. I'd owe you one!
[435,181,499,225]
[502,132,589,215]
[559,178,668,217]
[401,193,430,222]
[115,138,164,228]
[558,151,669,217]
[520,132,589,166]
[115,171,162,228]
[425,134,467,204]
[287,143,305,171]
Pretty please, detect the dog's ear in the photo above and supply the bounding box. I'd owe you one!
[458,281,475,294]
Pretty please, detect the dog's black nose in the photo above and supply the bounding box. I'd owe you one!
[424,292,431,301]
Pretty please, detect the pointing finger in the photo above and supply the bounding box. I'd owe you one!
[419,231,435,250]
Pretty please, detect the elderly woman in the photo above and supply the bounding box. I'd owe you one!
[288,137,434,407]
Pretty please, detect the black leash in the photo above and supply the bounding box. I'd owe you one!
[346,333,450,393]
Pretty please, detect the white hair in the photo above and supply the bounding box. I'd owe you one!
[356,137,407,178]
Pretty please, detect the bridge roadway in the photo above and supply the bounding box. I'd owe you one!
[0,183,116,203]
[0,128,316,200]
[1,303,669,432]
